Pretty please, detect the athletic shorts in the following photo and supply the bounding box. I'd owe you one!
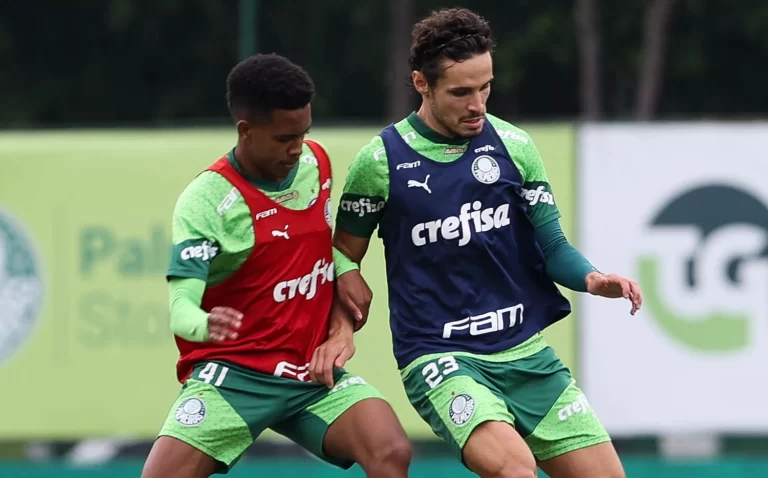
[158,360,383,474]
[401,335,610,463]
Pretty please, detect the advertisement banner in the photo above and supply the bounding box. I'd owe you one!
[0,124,575,439]
[577,123,768,435]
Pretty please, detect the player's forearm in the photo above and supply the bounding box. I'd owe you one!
[333,247,359,277]
[535,220,597,292]
[169,278,210,342]
[327,302,355,337]
[333,228,371,265]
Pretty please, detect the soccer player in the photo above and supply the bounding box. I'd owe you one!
[318,8,642,478]
[141,53,411,478]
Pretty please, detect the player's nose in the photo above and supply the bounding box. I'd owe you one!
[468,104,484,115]
[287,138,304,158]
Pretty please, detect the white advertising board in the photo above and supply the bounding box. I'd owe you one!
[578,123,768,435]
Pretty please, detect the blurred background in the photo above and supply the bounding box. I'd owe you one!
[1,0,768,476]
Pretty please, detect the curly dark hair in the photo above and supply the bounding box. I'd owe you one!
[226,53,315,121]
[408,8,495,87]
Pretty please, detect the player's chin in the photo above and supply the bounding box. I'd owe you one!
[458,119,485,137]
[274,159,299,176]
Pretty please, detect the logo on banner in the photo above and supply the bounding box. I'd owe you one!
[0,210,44,366]
[637,184,768,352]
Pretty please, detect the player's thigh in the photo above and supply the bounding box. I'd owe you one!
[506,348,614,472]
[323,396,411,470]
[463,421,537,478]
[538,441,624,478]
[271,372,407,470]
[152,362,285,474]
[402,354,529,474]
[142,436,217,478]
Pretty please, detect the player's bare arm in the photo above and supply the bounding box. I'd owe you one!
[308,301,356,388]
[333,230,373,329]
[334,229,371,265]
[495,114,644,316]
[332,137,389,329]
[585,271,643,315]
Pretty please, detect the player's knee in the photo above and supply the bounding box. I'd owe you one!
[586,470,625,478]
[379,437,413,468]
[470,446,537,478]
[604,469,626,478]
[464,422,537,478]
[478,463,536,478]
[141,437,216,478]
[481,460,537,478]
[364,436,412,471]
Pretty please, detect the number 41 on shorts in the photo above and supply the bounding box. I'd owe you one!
[198,362,230,387]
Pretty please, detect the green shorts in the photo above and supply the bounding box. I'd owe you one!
[401,335,610,463]
[158,360,383,474]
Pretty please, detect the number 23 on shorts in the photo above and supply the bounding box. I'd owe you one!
[422,356,459,389]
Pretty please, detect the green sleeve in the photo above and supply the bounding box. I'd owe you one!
[488,115,562,228]
[166,172,226,281]
[333,246,359,276]
[335,136,391,238]
[169,277,210,342]
[515,137,562,227]
[535,219,597,292]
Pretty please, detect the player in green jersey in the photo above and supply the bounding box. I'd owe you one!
[313,8,642,478]
[141,53,411,478]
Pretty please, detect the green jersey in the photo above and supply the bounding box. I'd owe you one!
[165,144,356,343]
[167,144,355,285]
[339,114,610,465]
[336,112,560,237]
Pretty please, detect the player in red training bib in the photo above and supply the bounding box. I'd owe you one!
[141,53,411,478]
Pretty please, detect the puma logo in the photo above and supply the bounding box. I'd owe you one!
[407,174,432,194]
[271,225,290,240]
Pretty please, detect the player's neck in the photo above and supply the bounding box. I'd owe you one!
[233,144,286,183]
[415,104,456,139]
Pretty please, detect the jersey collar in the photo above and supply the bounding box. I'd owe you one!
[227,148,298,192]
[406,111,471,146]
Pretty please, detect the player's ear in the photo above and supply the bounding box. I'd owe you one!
[235,119,251,141]
[412,71,429,96]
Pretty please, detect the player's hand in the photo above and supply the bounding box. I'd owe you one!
[585,271,643,315]
[336,269,372,331]
[309,323,356,388]
[207,306,243,342]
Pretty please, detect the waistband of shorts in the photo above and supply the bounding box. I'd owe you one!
[399,333,548,378]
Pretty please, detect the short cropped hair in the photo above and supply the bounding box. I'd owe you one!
[226,53,315,121]
[408,8,495,87]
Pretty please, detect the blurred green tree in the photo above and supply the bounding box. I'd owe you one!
[0,0,765,127]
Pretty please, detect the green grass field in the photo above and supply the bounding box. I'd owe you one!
[0,125,577,440]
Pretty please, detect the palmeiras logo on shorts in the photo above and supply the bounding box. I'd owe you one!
[449,393,476,426]
[471,156,500,184]
[637,184,768,353]
[175,398,207,426]
[324,198,333,228]
[0,210,43,367]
